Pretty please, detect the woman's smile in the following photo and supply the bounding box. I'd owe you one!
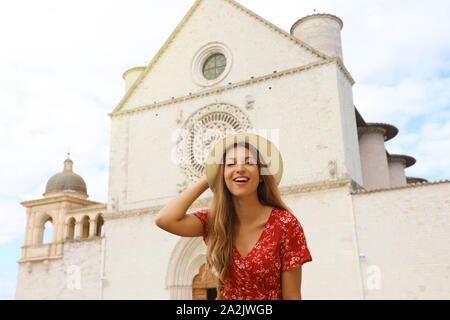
[233,176,250,185]
[224,146,260,195]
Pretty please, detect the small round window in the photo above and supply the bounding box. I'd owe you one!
[202,53,226,80]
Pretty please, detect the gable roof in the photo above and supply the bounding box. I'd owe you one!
[111,0,328,115]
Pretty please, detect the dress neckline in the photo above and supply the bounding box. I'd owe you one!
[233,207,276,260]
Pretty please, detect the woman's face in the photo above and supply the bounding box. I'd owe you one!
[223,145,261,198]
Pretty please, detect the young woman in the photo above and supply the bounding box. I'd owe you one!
[155,133,312,300]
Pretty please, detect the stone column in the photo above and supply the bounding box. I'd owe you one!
[33,218,45,246]
[388,157,407,187]
[55,220,65,255]
[75,221,83,240]
[63,220,69,240]
[23,210,33,259]
[358,126,390,190]
[291,13,344,60]
[388,154,416,187]
[358,123,399,190]
[89,218,97,238]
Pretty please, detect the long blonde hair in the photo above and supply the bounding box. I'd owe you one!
[205,142,290,298]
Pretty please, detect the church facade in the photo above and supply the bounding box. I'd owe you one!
[15,0,450,299]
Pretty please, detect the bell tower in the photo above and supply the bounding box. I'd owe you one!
[16,156,106,299]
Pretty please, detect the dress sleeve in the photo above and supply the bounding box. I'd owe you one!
[280,213,312,272]
[189,208,209,243]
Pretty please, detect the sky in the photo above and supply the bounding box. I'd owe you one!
[0,0,449,299]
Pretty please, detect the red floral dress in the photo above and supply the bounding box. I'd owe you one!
[190,207,312,300]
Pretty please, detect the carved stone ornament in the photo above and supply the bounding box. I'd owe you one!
[328,160,337,179]
[245,95,255,110]
[175,103,252,182]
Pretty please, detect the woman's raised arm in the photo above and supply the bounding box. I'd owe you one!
[155,175,209,237]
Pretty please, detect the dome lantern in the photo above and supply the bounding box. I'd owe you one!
[64,156,73,172]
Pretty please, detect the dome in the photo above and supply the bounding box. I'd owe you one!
[44,156,87,195]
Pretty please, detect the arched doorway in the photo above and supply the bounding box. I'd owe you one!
[166,237,210,299]
[192,264,218,300]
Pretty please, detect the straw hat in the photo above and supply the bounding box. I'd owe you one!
[204,133,283,189]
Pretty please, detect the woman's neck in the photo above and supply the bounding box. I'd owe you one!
[232,193,266,226]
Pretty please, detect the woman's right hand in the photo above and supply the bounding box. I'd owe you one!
[154,174,210,237]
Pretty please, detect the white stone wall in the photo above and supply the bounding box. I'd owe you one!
[107,116,130,212]
[102,213,177,299]
[352,182,450,299]
[335,65,363,186]
[102,211,209,299]
[15,238,103,300]
[283,185,363,299]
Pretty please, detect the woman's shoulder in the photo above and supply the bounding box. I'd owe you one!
[195,208,210,214]
[190,208,210,219]
[271,207,297,222]
[271,207,304,230]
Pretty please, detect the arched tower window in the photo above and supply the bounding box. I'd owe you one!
[81,216,90,239]
[96,214,104,237]
[67,217,76,241]
[42,217,53,244]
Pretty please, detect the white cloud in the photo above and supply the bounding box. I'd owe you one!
[354,77,450,124]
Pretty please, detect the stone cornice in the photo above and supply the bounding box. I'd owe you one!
[18,255,63,264]
[110,58,352,118]
[104,178,449,218]
[358,126,387,138]
[104,178,355,221]
[334,56,355,85]
[104,196,212,221]
[21,196,102,208]
[351,179,450,195]
[67,203,107,214]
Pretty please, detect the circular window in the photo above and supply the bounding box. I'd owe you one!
[191,42,233,87]
[202,53,226,80]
